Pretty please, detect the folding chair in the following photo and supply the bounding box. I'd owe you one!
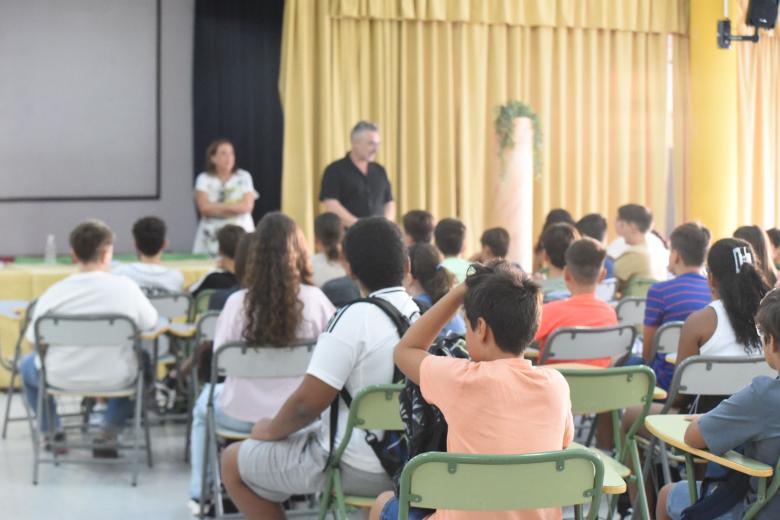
[616,298,647,333]
[184,311,220,462]
[190,289,217,322]
[202,340,316,518]
[558,366,657,520]
[538,325,636,365]
[623,278,656,298]
[596,277,619,303]
[32,314,152,486]
[642,355,775,488]
[318,384,405,520]
[2,299,37,439]
[396,449,606,520]
[645,321,683,363]
[147,292,194,415]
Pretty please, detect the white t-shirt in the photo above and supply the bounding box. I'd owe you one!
[607,232,670,281]
[213,285,336,422]
[25,271,159,391]
[307,287,420,473]
[310,252,346,288]
[112,262,184,293]
[193,169,259,255]
[701,300,762,357]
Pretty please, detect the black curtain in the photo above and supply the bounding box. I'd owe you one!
[193,0,284,222]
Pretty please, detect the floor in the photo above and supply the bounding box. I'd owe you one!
[0,392,619,520]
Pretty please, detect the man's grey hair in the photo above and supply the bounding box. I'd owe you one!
[350,120,379,140]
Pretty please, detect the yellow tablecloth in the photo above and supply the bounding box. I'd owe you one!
[0,260,214,387]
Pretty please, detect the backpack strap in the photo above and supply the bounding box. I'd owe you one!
[325,295,411,470]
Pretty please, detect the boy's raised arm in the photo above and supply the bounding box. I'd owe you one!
[394,283,467,385]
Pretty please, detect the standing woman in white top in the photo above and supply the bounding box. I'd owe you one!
[193,139,258,255]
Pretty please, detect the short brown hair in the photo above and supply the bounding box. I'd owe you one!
[204,138,237,175]
[565,238,606,285]
[402,210,434,244]
[480,227,510,258]
[617,204,653,233]
[670,223,710,267]
[758,289,780,344]
[541,223,580,269]
[69,220,114,263]
[217,224,246,259]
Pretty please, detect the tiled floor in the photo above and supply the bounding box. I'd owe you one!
[0,392,619,519]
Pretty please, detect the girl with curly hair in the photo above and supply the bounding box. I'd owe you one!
[188,212,335,513]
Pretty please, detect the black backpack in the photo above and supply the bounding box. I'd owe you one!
[392,333,469,490]
[326,296,413,477]
[681,462,751,519]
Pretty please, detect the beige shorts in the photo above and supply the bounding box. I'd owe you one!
[237,429,393,502]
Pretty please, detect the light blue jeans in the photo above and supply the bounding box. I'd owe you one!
[20,353,133,434]
[189,383,254,501]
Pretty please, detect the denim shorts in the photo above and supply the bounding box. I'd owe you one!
[380,496,432,520]
[666,480,744,520]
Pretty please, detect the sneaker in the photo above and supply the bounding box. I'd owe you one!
[187,498,212,517]
[44,432,68,455]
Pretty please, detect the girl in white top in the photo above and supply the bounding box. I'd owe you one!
[193,139,258,255]
[188,212,335,507]
[311,212,346,287]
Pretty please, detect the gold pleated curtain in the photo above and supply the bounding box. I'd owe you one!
[280,0,690,248]
[736,0,780,227]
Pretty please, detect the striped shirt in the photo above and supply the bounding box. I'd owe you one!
[643,272,711,327]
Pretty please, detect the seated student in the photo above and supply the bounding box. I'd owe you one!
[208,231,255,311]
[477,227,510,262]
[532,208,576,274]
[190,224,245,297]
[534,238,618,367]
[188,212,335,513]
[613,204,658,294]
[435,218,471,283]
[767,227,780,270]
[220,217,420,519]
[734,225,778,287]
[371,261,574,520]
[576,213,614,278]
[311,212,347,287]
[402,209,434,246]
[112,216,184,293]
[656,288,780,520]
[405,243,466,337]
[537,222,580,300]
[19,220,158,455]
[642,223,712,390]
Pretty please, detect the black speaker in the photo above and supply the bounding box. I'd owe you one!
[746,0,779,29]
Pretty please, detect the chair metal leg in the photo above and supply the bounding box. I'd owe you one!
[2,366,19,439]
[628,440,651,520]
[144,404,154,469]
[659,440,673,485]
[132,379,143,487]
[200,405,214,518]
[317,470,335,519]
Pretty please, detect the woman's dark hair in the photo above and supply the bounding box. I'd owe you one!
[734,225,778,287]
[314,212,343,262]
[204,138,238,175]
[234,231,256,287]
[243,212,312,346]
[343,217,406,292]
[707,238,770,352]
[534,209,575,254]
[766,228,780,249]
[409,243,455,304]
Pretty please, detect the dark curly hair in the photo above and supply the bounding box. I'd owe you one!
[243,212,312,346]
[343,217,406,293]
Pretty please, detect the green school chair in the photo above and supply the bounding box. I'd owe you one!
[623,278,656,298]
[396,449,606,520]
[318,384,405,520]
[190,289,216,322]
[558,365,657,520]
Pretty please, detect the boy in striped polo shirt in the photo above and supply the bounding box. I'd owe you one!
[643,222,712,389]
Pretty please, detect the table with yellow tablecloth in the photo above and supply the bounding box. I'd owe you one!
[0,259,215,387]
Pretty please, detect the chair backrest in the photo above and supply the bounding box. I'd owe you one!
[212,341,316,382]
[196,311,220,344]
[148,292,193,321]
[624,277,656,298]
[35,314,139,348]
[397,450,604,519]
[558,366,656,416]
[615,297,647,331]
[190,289,216,321]
[647,321,683,359]
[665,355,775,412]
[540,325,636,364]
[328,384,405,469]
[596,278,618,303]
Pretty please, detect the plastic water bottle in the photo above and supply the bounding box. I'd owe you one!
[44,234,57,264]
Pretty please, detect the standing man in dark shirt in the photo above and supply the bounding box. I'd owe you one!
[319,121,396,227]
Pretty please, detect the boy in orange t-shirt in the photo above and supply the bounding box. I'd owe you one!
[370,261,574,520]
[534,238,618,367]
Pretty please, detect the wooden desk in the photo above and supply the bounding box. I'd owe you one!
[142,317,196,340]
[645,414,773,503]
